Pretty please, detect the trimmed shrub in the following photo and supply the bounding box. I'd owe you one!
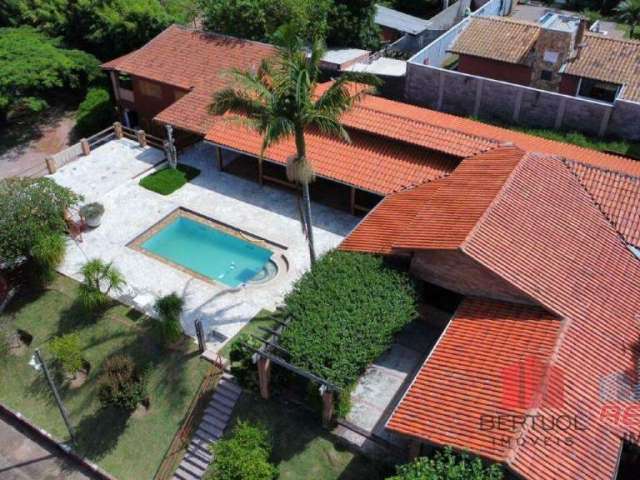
[49,333,83,375]
[79,259,125,310]
[208,420,277,480]
[279,251,417,388]
[139,164,201,195]
[75,87,114,138]
[97,355,146,410]
[154,293,184,345]
[388,448,504,480]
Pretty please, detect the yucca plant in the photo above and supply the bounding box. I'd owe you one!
[209,28,380,264]
[79,259,125,311]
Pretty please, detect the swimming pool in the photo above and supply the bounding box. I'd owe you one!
[141,216,273,287]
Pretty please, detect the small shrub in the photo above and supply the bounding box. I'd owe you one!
[31,232,66,284]
[75,87,114,138]
[79,202,105,220]
[208,420,277,480]
[97,355,147,410]
[139,164,201,195]
[388,447,504,480]
[154,293,184,345]
[229,334,262,389]
[49,333,83,375]
[79,259,125,310]
[335,384,354,419]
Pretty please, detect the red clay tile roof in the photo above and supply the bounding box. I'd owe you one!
[204,117,458,194]
[384,149,640,480]
[387,298,561,461]
[102,25,275,133]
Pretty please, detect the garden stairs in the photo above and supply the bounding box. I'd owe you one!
[172,373,241,480]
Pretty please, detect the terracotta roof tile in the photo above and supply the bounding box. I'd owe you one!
[387,298,561,461]
[204,117,458,194]
[564,33,640,101]
[449,16,541,64]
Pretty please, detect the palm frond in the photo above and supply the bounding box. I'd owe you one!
[208,87,266,117]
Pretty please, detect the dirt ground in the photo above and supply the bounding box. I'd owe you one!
[0,107,77,179]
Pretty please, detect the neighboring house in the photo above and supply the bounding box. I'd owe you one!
[449,15,640,103]
[375,4,431,44]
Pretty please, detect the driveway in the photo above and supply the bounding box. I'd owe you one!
[0,413,97,480]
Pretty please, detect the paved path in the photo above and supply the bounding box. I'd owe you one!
[0,412,97,480]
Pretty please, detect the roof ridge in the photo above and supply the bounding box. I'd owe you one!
[477,15,542,28]
[565,157,640,183]
[585,31,640,46]
[173,24,277,50]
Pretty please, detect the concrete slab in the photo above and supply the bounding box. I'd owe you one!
[51,140,359,351]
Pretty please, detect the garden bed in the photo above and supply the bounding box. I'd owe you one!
[0,274,209,480]
[139,164,201,195]
[215,392,391,480]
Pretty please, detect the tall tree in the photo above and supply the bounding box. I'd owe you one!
[209,33,379,264]
[616,0,640,37]
[327,0,380,49]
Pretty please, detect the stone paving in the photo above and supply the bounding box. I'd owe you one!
[50,139,359,351]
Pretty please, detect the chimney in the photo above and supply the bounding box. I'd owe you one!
[575,18,588,48]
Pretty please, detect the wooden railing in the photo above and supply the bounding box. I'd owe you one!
[153,365,223,480]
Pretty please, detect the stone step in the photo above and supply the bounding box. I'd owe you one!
[183,451,210,472]
[187,443,213,463]
[190,436,213,453]
[204,407,231,427]
[200,420,224,439]
[214,385,240,403]
[205,401,232,418]
[218,378,242,394]
[173,465,201,480]
[180,457,206,477]
[195,426,222,443]
[202,413,227,431]
[211,392,236,409]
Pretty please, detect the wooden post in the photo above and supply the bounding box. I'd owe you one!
[195,319,206,354]
[258,158,264,185]
[216,146,224,171]
[80,138,90,156]
[349,187,356,216]
[257,357,271,399]
[114,121,123,139]
[321,389,334,427]
[408,440,421,460]
[45,156,57,174]
[136,129,147,147]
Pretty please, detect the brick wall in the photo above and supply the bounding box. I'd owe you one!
[411,250,534,305]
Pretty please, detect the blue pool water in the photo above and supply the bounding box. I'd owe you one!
[141,216,273,287]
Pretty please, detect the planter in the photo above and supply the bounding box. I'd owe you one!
[79,202,105,228]
[85,213,104,228]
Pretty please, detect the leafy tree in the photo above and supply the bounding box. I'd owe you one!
[208,420,277,480]
[0,0,71,36]
[279,251,417,388]
[154,292,184,345]
[79,259,126,310]
[49,333,84,375]
[210,36,379,264]
[0,177,81,267]
[0,27,100,123]
[390,0,439,18]
[389,448,504,480]
[327,0,380,49]
[199,0,330,43]
[616,0,640,37]
[75,87,115,137]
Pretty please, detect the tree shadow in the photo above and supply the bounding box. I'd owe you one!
[74,406,129,461]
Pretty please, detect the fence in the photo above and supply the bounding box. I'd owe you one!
[154,366,223,480]
[45,123,165,174]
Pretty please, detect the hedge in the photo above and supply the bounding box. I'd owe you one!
[139,164,201,195]
[388,448,504,480]
[75,87,114,138]
[279,251,417,388]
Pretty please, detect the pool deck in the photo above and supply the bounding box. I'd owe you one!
[50,139,359,350]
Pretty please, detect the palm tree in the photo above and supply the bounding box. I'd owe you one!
[616,0,640,38]
[209,36,380,265]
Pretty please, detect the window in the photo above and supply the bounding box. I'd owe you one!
[578,78,620,103]
[118,74,133,90]
[540,70,553,81]
[138,79,163,99]
[543,50,559,63]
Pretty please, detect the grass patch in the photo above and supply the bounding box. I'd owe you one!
[218,392,391,480]
[218,309,277,361]
[0,275,209,480]
[139,164,201,195]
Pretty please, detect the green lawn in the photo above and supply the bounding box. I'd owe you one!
[139,163,201,195]
[220,392,392,480]
[0,275,209,480]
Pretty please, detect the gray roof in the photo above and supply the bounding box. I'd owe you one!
[374,5,430,35]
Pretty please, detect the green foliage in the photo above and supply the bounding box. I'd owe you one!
[139,164,201,195]
[97,354,147,410]
[49,333,84,374]
[79,259,125,310]
[0,328,9,359]
[279,251,417,388]
[0,27,99,121]
[335,384,354,418]
[229,333,263,389]
[0,0,71,36]
[390,0,439,18]
[0,177,81,265]
[199,0,331,43]
[79,202,105,220]
[154,293,184,345]
[389,448,504,480]
[75,87,114,137]
[208,420,277,480]
[616,0,640,37]
[327,0,380,49]
[31,232,66,284]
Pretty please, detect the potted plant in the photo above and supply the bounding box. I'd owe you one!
[80,202,105,228]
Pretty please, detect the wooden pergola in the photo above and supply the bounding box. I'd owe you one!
[208,142,379,216]
[245,314,340,427]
